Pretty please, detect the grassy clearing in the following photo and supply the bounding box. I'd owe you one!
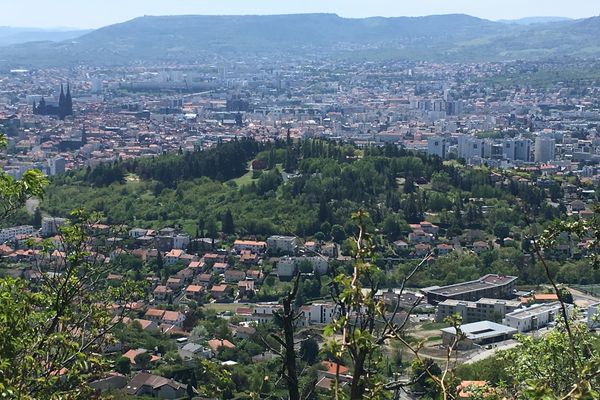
[419,322,449,331]
[203,303,252,313]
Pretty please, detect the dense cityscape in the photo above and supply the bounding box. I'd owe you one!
[1,4,600,400]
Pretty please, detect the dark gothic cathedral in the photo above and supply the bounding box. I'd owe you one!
[33,84,73,120]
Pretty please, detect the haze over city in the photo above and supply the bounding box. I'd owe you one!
[1,0,599,28]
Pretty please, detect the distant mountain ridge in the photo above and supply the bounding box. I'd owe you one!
[497,16,573,25]
[1,13,600,67]
[0,27,91,46]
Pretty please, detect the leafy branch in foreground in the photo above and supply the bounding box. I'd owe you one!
[497,207,600,399]
[323,210,452,400]
[0,133,48,219]
[0,210,146,399]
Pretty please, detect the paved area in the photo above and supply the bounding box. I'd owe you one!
[570,287,600,309]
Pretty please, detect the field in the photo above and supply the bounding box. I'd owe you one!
[202,302,252,313]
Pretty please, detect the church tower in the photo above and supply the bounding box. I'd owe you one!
[65,84,73,116]
[58,84,66,120]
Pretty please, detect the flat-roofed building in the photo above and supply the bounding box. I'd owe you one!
[233,240,267,253]
[503,302,572,333]
[267,235,298,254]
[422,274,517,305]
[441,320,517,350]
[0,225,34,243]
[41,217,67,237]
[436,298,521,323]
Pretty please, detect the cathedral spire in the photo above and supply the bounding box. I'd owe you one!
[65,84,73,116]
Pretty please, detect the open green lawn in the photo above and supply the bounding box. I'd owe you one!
[419,322,449,331]
[203,303,252,313]
[232,169,255,187]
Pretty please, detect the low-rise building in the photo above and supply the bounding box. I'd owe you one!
[301,302,337,325]
[41,217,67,236]
[277,255,329,277]
[503,302,572,332]
[233,240,267,253]
[184,284,204,301]
[422,274,518,305]
[0,225,34,243]
[436,298,521,323]
[441,320,517,350]
[153,285,173,301]
[125,373,187,398]
[267,235,298,254]
[165,249,185,266]
[162,310,186,327]
[277,256,297,277]
[210,284,230,301]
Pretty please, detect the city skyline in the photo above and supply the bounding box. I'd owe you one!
[1,0,599,29]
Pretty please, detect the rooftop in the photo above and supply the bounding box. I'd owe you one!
[441,320,517,340]
[439,297,521,308]
[423,274,517,297]
[505,301,564,320]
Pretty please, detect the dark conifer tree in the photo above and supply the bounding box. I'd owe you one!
[221,209,235,234]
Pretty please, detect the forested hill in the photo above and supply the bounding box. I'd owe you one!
[78,139,261,187]
[32,138,600,288]
[4,13,600,67]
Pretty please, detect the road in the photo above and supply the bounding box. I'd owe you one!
[570,287,600,309]
[464,340,519,364]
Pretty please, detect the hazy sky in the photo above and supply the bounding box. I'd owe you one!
[3,0,599,29]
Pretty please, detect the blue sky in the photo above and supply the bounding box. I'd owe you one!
[4,0,599,29]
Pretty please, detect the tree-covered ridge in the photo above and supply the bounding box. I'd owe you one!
[5,14,600,67]
[36,138,594,289]
[62,138,262,187]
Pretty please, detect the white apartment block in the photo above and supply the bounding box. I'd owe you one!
[0,225,34,243]
[277,256,297,277]
[427,136,447,159]
[276,255,329,277]
[41,217,68,237]
[301,302,337,325]
[267,235,298,254]
[436,298,521,323]
[503,302,572,333]
[173,234,190,250]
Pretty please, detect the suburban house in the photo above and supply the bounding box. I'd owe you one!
[161,311,186,328]
[316,361,352,391]
[210,284,230,301]
[122,349,161,367]
[184,284,205,301]
[196,273,212,287]
[212,262,229,274]
[436,243,454,255]
[152,285,173,301]
[144,308,166,323]
[224,269,246,283]
[237,280,255,295]
[165,249,185,266]
[166,277,183,291]
[125,373,187,399]
[393,240,409,252]
[472,241,490,253]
